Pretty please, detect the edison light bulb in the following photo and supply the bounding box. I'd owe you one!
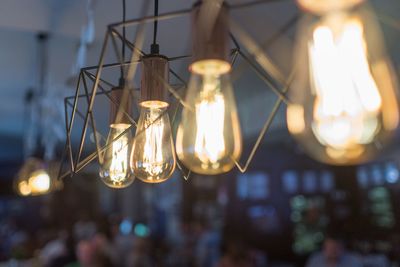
[176,60,242,174]
[29,169,51,195]
[287,0,399,164]
[18,181,31,196]
[100,124,134,188]
[15,158,52,196]
[131,101,176,183]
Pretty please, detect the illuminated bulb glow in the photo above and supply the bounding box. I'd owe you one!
[29,170,50,194]
[18,181,31,196]
[309,18,382,154]
[131,101,175,183]
[108,124,131,183]
[176,59,242,174]
[297,0,364,14]
[142,105,167,177]
[194,74,226,169]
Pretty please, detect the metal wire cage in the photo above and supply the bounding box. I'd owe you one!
[58,0,301,181]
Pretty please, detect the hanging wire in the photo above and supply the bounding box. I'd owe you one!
[151,0,159,54]
[120,0,126,82]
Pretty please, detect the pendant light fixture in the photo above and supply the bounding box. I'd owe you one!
[99,81,135,188]
[16,33,62,197]
[130,0,176,183]
[99,0,135,188]
[60,0,400,184]
[287,0,400,164]
[16,158,51,196]
[176,1,242,175]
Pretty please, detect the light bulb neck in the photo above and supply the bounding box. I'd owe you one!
[110,86,132,126]
[296,0,365,15]
[140,55,169,106]
[190,1,230,72]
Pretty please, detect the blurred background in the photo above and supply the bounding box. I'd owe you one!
[1,0,400,266]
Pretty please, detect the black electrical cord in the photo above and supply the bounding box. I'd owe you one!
[151,0,159,54]
[120,0,126,85]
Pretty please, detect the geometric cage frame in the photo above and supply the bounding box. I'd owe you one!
[58,0,299,181]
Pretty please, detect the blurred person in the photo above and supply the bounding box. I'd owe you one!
[306,233,362,267]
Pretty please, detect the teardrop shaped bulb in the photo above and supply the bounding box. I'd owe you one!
[130,101,176,183]
[99,124,135,188]
[176,60,242,175]
[287,2,399,164]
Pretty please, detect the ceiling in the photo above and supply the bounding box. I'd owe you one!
[0,0,399,168]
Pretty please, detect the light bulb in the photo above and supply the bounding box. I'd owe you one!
[18,181,31,196]
[287,1,399,164]
[29,169,50,195]
[176,60,242,174]
[15,158,53,196]
[130,101,176,183]
[100,124,134,188]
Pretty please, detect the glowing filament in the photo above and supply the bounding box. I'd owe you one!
[109,127,130,182]
[29,170,50,194]
[142,109,165,177]
[309,18,382,153]
[194,75,226,169]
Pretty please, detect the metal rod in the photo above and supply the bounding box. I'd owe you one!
[75,31,110,167]
[65,71,85,173]
[64,98,75,174]
[57,142,68,180]
[238,50,289,104]
[231,49,240,66]
[126,1,150,82]
[109,8,191,29]
[83,72,138,127]
[169,69,187,88]
[169,55,192,61]
[111,28,146,56]
[261,14,298,48]
[110,31,125,79]
[229,17,286,85]
[176,160,191,181]
[233,71,294,173]
[84,70,117,89]
[82,74,103,164]
[82,60,140,72]
[66,99,86,122]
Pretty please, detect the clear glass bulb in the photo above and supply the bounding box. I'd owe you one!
[176,60,242,175]
[29,169,51,195]
[130,101,176,183]
[99,124,134,188]
[287,2,399,164]
[18,180,31,196]
[15,158,52,196]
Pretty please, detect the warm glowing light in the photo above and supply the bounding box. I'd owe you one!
[29,170,50,194]
[18,181,31,196]
[191,59,231,76]
[287,5,399,164]
[131,103,176,183]
[176,60,242,174]
[297,0,364,14]
[194,75,226,169]
[100,124,134,188]
[287,105,305,134]
[310,20,381,151]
